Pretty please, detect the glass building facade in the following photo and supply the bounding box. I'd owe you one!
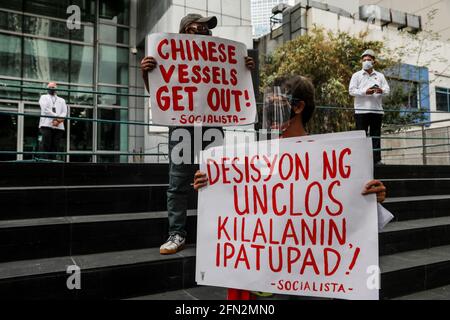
[251,0,294,37]
[0,0,133,162]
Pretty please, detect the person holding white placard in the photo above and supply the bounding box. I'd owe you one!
[193,75,389,300]
[140,13,256,255]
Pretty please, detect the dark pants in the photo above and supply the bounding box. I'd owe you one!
[167,126,224,237]
[355,113,383,163]
[40,127,64,160]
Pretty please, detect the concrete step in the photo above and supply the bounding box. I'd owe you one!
[0,211,197,263]
[131,283,450,301]
[1,164,448,189]
[383,195,450,221]
[379,216,450,255]
[128,286,321,300]
[393,285,450,300]
[0,163,172,188]
[2,202,450,262]
[382,179,450,198]
[2,183,448,222]
[0,185,196,220]
[375,165,450,180]
[128,286,228,300]
[2,243,450,300]
[380,244,450,299]
[0,246,197,300]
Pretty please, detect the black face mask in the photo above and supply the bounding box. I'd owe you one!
[48,89,56,95]
[186,25,211,36]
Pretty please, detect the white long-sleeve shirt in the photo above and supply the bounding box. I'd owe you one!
[349,69,390,114]
[39,94,68,131]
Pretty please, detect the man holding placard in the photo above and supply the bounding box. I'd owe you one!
[141,13,256,255]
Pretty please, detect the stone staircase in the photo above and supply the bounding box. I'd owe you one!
[0,163,449,300]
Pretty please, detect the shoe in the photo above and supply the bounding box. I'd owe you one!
[160,234,186,255]
[375,161,384,166]
[251,291,274,298]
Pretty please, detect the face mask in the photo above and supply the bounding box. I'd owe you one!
[363,60,374,70]
[48,89,56,95]
[186,24,210,35]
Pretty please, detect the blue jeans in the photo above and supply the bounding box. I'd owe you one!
[167,126,224,237]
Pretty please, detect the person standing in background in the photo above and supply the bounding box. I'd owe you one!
[349,49,390,165]
[38,82,67,160]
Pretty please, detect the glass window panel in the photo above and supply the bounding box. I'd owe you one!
[0,103,18,161]
[0,10,22,32]
[0,78,21,100]
[70,24,94,43]
[71,0,96,23]
[69,154,92,162]
[389,80,419,109]
[22,82,69,103]
[23,38,69,82]
[23,0,95,27]
[0,0,23,11]
[97,155,120,163]
[436,90,449,112]
[22,82,45,102]
[99,0,130,25]
[69,107,93,151]
[99,45,129,85]
[99,24,129,45]
[70,86,94,105]
[0,34,22,77]
[24,0,70,20]
[97,108,128,151]
[23,104,40,160]
[71,44,93,85]
[98,86,128,107]
[23,15,69,40]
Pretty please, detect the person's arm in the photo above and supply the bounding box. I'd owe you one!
[349,73,371,97]
[141,69,150,94]
[57,99,68,123]
[39,96,57,117]
[141,56,157,94]
[193,170,208,191]
[379,74,390,96]
[362,180,387,203]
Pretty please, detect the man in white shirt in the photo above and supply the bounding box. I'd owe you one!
[349,49,390,164]
[39,82,68,160]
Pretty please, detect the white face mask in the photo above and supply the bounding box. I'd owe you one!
[363,60,374,70]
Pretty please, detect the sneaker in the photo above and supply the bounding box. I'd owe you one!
[160,234,186,255]
[251,291,274,298]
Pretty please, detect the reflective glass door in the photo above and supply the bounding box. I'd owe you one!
[0,101,18,161]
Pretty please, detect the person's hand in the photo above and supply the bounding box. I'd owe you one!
[52,119,60,127]
[366,88,375,95]
[362,180,387,203]
[141,56,157,73]
[245,56,255,70]
[375,88,383,94]
[193,170,208,191]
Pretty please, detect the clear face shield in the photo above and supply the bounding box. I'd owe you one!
[262,86,295,135]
